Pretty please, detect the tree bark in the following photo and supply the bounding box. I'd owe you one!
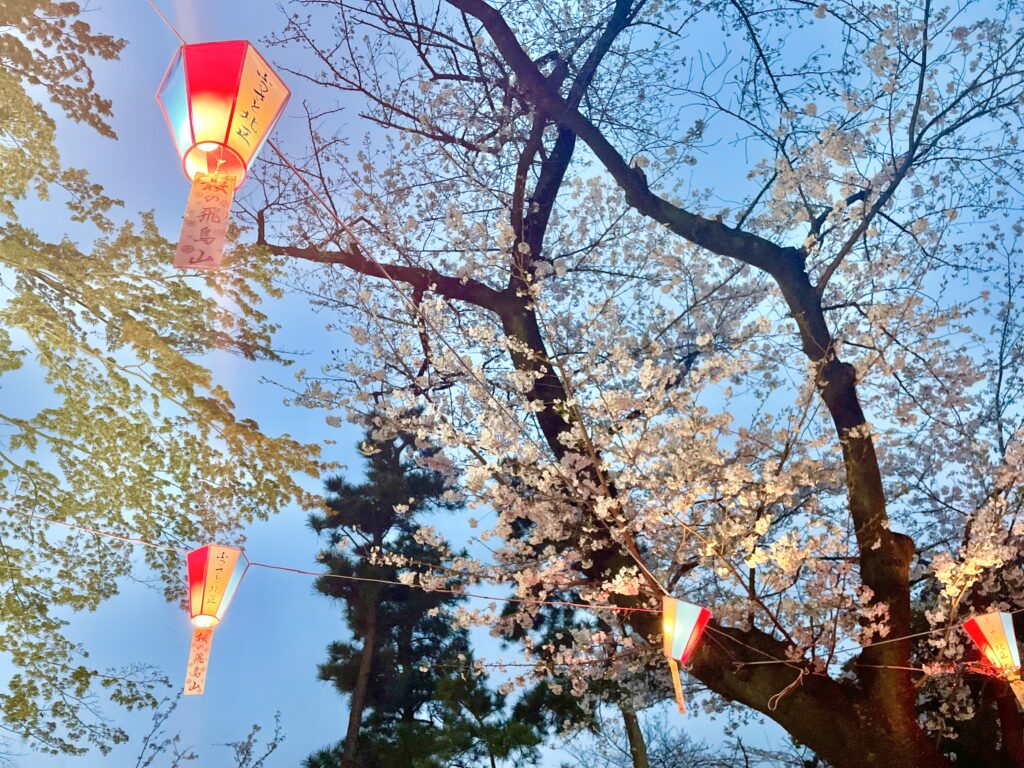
[619,706,649,768]
[341,601,378,768]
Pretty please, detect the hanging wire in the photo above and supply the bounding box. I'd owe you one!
[7,505,1020,683]
[144,0,186,44]
[7,508,187,553]
[3,507,658,614]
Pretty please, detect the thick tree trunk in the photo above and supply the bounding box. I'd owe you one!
[619,706,649,768]
[340,603,377,768]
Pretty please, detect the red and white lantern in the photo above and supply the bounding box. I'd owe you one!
[157,40,290,269]
[183,544,246,696]
[964,611,1024,707]
[662,596,711,713]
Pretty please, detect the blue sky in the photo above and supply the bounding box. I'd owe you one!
[7,1,800,765]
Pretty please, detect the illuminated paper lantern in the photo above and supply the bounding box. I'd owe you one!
[187,544,245,628]
[964,611,1024,707]
[157,40,290,188]
[156,40,290,269]
[183,544,247,696]
[662,595,711,713]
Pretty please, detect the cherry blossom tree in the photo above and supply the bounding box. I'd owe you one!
[253,0,1024,765]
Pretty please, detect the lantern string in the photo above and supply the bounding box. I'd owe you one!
[2,506,658,615]
[11,504,1024,657]
[5,509,187,553]
[144,0,186,44]
[8,506,1024,682]
[245,559,660,613]
[428,646,652,672]
[766,668,805,711]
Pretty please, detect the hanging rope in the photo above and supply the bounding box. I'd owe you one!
[4,507,658,614]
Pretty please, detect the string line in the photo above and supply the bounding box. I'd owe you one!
[4,507,657,614]
[6,506,1019,681]
[143,0,186,44]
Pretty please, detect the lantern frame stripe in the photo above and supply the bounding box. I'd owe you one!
[222,48,246,149]
[157,51,192,157]
[662,595,678,659]
[216,555,246,621]
[1003,613,1021,669]
[186,546,208,623]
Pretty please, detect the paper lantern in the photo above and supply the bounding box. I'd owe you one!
[187,544,245,628]
[662,596,711,713]
[183,544,247,696]
[964,611,1024,707]
[157,40,290,189]
[156,40,290,269]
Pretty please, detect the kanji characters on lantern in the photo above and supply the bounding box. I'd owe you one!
[157,40,290,269]
[183,544,246,696]
[662,595,711,713]
[173,172,235,269]
[964,611,1024,707]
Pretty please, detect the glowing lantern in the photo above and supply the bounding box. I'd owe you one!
[183,544,247,696]
[156,40,290,269]
[157,40,290,188]
[964,611,1024,707]
[662,596,711,713]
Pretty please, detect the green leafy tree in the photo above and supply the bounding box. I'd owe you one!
[306,424,540,768]
[0,1,324,756]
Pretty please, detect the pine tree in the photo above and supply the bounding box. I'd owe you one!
[306,424,541,768]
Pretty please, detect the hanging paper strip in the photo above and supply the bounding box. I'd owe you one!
[174,172,235,270]
[1012,680,1024,709]
[183,627,214,696]
[668,657,685,713]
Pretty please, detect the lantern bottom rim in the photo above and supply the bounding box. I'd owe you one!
[182,142,247,189]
